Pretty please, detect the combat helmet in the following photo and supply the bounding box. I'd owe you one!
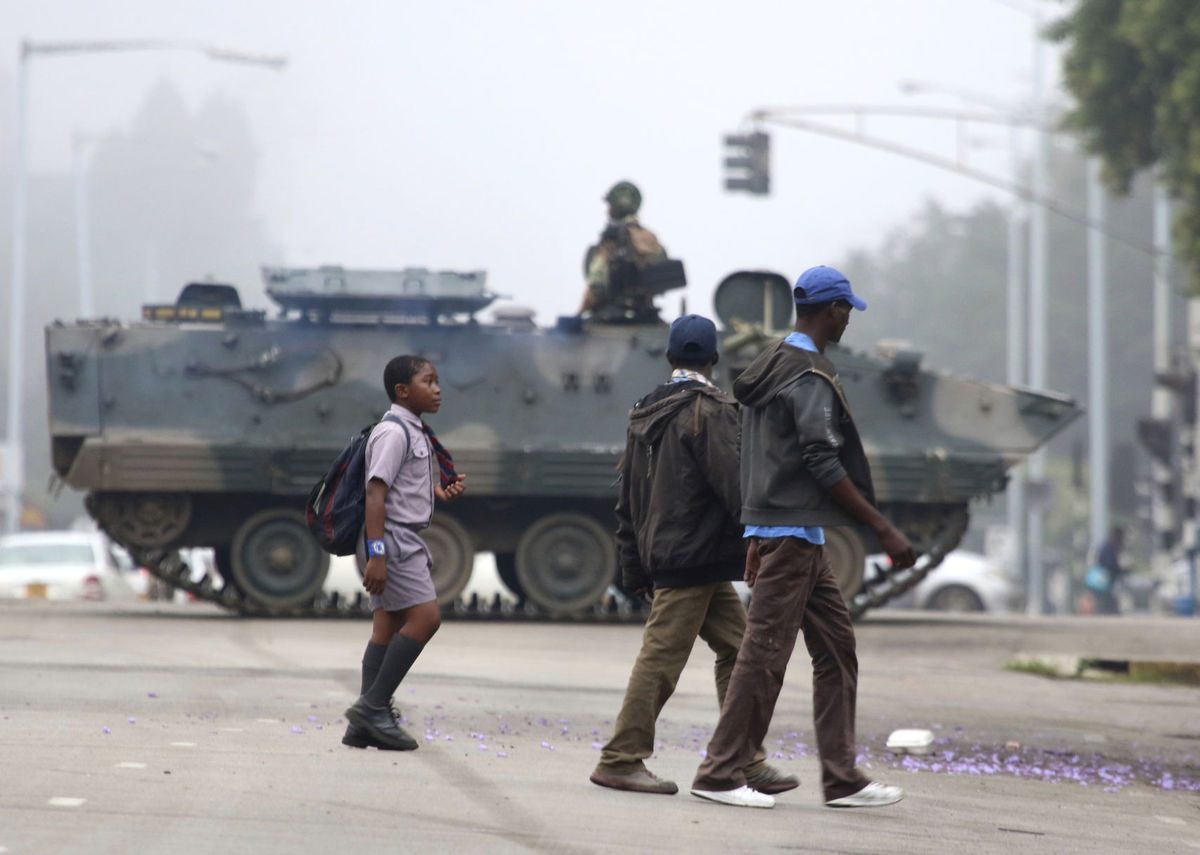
[605,181,642,218]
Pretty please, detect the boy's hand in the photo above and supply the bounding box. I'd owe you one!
[435,475,466,502]
[744,539,762,588]
[362,555,387,596]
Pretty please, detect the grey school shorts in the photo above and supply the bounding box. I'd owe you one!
[358,524,438,612]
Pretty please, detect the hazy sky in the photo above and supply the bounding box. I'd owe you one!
[2,0,1064,322]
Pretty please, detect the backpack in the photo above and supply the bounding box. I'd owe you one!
[306,413,408,555]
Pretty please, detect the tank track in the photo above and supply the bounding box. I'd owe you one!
[848,506,970,620]
[119,542,651,622]
[112,511,969,622]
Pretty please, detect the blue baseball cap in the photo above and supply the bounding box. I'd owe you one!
[793,265,867,311]
[667,314,718,363]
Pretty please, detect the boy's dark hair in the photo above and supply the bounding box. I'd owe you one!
[384,355,431,403]
[794,300,836,319]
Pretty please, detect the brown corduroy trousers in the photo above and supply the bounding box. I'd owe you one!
[692,537,868,801]
[596,581,767,776]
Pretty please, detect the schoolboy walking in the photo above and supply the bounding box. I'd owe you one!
[589,315,797,796]
[344,355,465,751]
[691,266,915,809]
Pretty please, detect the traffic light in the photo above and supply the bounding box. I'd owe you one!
[723,130,770,195]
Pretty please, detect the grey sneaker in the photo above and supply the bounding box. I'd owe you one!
[345,698,418,751]
[589,767,679,795]
[745,764,800,795]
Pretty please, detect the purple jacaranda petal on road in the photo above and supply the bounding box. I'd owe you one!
[147,692,158,699]
[102,726,111,734]
[290,726,303,734]
[307,716,319,723]
[128,717,136,724]
[591,741,603,750]
[497,751,508,758]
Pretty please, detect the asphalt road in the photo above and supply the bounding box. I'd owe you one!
[2,602,1199,854]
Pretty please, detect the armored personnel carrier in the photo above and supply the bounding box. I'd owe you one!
[45,264,1078,618]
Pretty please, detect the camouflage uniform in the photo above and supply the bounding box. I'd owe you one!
[583,215,667,315]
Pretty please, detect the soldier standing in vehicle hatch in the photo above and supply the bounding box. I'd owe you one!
[579,181,667,319]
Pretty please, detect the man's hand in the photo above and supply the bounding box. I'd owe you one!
[632,587,654,606]
[362,555,387,596]
[435,475,467,502]
[744,539,762,588]
[878,524,917,570]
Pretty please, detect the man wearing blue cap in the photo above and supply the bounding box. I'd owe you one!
[691,266,916,810]
[590,314,796,797]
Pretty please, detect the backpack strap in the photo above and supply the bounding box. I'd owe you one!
[378,412,413,461]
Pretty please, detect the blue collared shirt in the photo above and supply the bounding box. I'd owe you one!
[743,332,825,545]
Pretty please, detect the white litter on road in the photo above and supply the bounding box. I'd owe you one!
[48,797,86,807]
[169,742,196,748]
[115,762,147,769]
[886,728,934,755]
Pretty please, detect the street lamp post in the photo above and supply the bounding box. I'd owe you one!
[3,38,286,533]
[72,132,95,318]
[900,80,1032,590]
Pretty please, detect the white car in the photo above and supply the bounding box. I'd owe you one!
[867,549,1016,613]
[0,531,138,602]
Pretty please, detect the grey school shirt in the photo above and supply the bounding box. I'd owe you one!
[364,403,435,530]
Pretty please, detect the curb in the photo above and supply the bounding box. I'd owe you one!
[1007,653,1200,686]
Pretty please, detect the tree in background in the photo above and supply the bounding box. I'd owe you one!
[1050,0,1200,286]
[838,139,1186,555]
[88,79,277,316]
[0,77,277,526]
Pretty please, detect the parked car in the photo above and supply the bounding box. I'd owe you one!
[868,549,1016,613]
[0,531,138,602]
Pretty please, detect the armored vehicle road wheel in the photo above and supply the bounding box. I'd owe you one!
[824,527,866,601]
[422,515,475,606]
[92,492,191,548]
[229,508,329,610]
[515,513,615,614]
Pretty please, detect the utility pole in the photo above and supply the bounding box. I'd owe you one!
[1086,158,1108,550]
[1024,9,1050,616]
[1151,184,1175,578]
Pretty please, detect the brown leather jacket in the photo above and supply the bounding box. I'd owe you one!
[614,380,744,591]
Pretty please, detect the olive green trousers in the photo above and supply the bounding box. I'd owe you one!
[597,581,767,776]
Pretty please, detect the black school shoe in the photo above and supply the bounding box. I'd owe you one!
[342,702,409,750]
[345,698,419,751]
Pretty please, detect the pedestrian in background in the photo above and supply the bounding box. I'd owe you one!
[590,315,797,797]
[343,355,466,751]
[1086,525,1127,615]
[691,266,914,810]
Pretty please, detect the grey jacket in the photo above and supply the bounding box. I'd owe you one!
[733,340,876,526]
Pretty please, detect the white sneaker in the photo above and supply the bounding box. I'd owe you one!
[690,785,776,809]
[825,781,904,808]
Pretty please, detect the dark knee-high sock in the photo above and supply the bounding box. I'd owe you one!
[360,641,387,697]
[363,635,425,709]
